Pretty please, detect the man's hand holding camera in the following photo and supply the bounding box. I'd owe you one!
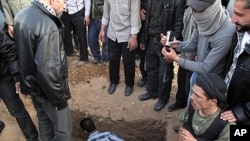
[160,33,180,63]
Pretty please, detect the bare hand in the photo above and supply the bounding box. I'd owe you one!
[221,110,237,122]
[99,25,106,43]
[140,9,146,21]
[162,47,179,62]
[8,25,14,38]
[84,17,90,26]
[169,40,181,49]
[165,56,173,64]
[160,33,167,46]
[15,82,27,98]
[15,82,20,94]
[140,43,145,50]
[178,127,197,141]
[127,35,138,51]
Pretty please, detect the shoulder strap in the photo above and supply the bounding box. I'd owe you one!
[196,110,228,140]
[182,105,196,135]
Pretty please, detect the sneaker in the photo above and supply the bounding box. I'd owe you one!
[77,61,85,67]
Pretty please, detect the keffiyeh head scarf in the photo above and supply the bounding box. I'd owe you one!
[193,0,227,35]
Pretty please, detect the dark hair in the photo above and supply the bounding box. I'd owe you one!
[237,0,250,9]
[246,0,250,9]
[195,73,227,109]
[80,118,96,133]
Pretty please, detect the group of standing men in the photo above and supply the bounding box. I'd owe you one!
[135,0,250,129]
[160,0,250,140]
[101,0,250,140]
[159,0,250,126]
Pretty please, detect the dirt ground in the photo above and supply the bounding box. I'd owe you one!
[0,56,184,141]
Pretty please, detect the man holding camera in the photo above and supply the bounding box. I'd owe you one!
[138,0,185,111]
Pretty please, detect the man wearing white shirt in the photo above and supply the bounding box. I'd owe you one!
[61,0,91,67]
[99,0,141,96]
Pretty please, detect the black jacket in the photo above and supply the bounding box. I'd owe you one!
[227,33,250,125]
[140,0,185,44]
[0,31,18,80]
[90,0,104,20]
[14,1,70,110]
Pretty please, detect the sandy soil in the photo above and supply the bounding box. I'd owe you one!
[0,56,184,141]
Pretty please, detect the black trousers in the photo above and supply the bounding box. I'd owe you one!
[61,9,88,61]
[145,37,174,103]
[135,47,147,80]
[108,38,135,87]
[0,76,38,141]
[175,66,193,106]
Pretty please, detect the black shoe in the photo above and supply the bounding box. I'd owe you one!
[0,120,5,134]
[138,93,158,101]
[124,86,133,96]
[108,83,117,94]
[66,51,77,57]
[137,79,146,87]
[168,103,186,112]
[154,100,167,111]
[173,125,179,133]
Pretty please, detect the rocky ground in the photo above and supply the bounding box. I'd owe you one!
[0,56,184,141]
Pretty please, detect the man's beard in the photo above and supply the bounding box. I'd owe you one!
[236,23,250,32]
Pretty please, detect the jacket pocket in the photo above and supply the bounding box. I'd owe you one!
[23,75,39,96]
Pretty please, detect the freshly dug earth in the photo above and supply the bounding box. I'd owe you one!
[0,56,183,141]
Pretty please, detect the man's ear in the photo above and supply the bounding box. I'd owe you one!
[49,0,55,6]
[210,99,217,106]
[43,0,53,7]
[83,130,89,135]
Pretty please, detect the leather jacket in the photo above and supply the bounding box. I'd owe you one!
[14,1,71,110]
[227,33,250,125]
[140,0,185,44]
[0,31,18,80]
[90,0,104,20]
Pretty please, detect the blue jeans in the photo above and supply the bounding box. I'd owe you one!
[0,76,38,141]
[187,72,198,105]
[88,18,108,62]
